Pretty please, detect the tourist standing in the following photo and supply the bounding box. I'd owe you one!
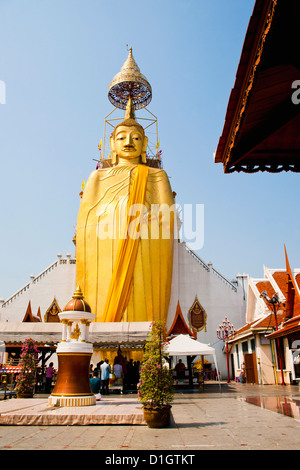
[90,370,101,400]
[113,357,123,379]
[45,362,54,394]
[100,359,111,395]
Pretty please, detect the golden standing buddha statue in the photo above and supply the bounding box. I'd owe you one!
[75,49,175,323]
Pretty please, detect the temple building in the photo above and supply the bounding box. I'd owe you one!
[0,243,246,380]
[228,247,300,385]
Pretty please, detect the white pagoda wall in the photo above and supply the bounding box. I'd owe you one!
[167,242,246,379]
[0,254,76,322]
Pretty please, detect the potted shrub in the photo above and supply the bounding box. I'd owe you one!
[137,321,174,428]
[15,338,39,398]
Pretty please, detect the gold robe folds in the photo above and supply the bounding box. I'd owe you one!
[75,163,175,323]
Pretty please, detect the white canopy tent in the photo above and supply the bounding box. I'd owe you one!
[166,334,221,388]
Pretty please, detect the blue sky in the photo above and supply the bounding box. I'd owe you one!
[0,0,299,299]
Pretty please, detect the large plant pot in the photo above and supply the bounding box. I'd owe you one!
[143,405,172,428]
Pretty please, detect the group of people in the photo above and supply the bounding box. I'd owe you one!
[40,355,142,399]
[89,355,141,399]
[32,362,56,394]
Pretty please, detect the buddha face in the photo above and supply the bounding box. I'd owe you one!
[110,124,148,164]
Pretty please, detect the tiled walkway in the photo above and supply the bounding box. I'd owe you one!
[0,383,299,450]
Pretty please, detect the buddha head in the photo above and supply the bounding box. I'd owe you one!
[110,99,148,165]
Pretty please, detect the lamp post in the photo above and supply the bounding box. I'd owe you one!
[260,291,285,386]
[217,317,236,383]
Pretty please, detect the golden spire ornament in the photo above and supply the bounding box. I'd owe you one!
[108,47,152,110]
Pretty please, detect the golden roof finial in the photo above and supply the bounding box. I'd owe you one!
[72,285,84,300]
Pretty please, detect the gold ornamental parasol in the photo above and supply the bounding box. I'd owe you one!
[108,47,152,110]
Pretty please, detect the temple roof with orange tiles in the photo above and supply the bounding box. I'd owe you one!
[229,246,300,343]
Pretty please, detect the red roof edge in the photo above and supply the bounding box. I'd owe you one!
[215,0,277,166]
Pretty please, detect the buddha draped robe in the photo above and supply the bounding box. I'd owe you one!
[75,163,175,323]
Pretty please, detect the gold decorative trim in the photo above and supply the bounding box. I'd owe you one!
[51,393,94,397]
[224,0,278,169]
[57,353,92,356]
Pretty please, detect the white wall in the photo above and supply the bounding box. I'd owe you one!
[167,242,246,378]
[1,254,76,322]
